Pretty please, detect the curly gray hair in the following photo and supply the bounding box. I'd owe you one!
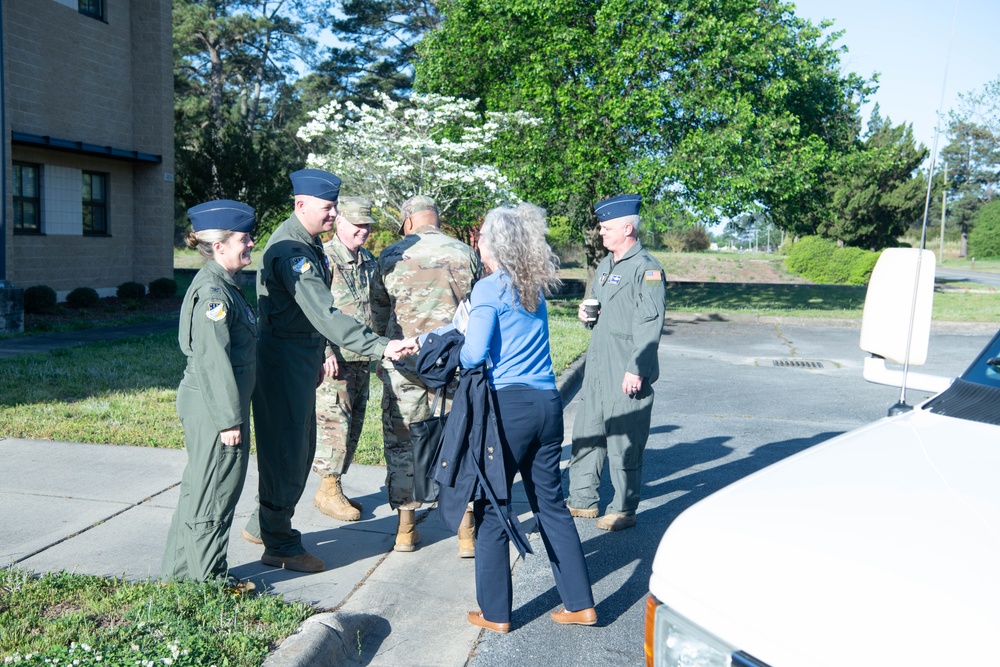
[480,203,561,313]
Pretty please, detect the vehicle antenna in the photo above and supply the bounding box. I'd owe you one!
[889,0,961,417]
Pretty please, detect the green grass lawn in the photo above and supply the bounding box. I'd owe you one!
[0,300,593,457]
[665,282,1000,322]
[0,568,311,667]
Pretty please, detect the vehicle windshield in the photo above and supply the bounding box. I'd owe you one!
[960,329,1000,388]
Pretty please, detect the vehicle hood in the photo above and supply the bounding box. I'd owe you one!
[650,407,1000,667]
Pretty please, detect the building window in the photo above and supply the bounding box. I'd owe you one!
[78,0,104,20]
[83,172,108,235]
[13,162,42,234]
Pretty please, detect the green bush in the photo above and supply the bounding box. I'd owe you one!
[684,226,711,252]
[785,236,835,278]
[149,277,178,298]
[786,236,880,285]
[66,286,100,309]
[23,285,57,313]
[547,215,581,247]
[969,199,1000,259]
[117,281,146,301]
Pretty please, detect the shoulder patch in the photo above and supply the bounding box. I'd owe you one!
[292,257,312,274]
[644,269,663,281]
[205,301,227,322]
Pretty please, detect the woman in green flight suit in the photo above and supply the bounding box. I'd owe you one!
[162,200,257,591]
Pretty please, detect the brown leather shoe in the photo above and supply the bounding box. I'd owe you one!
[467,610,510,634]
[261,551,325,573]
[596,513,636,531]
[550,607,598,626]
[240,528,263,545]
[566,504,599,519]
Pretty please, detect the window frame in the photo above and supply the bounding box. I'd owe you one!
[78,0,105,21]
[13,162,42,235]
[82,170,109,236]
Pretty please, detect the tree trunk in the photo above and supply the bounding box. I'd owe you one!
[960,222,968,258]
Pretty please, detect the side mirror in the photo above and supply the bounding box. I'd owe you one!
[859,248,950,395]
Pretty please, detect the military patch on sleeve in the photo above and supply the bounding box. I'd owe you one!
[645,269,663,281]
[292,257,312,273]
[205,301,227,321]
[245,305,256,325]
[608,274,622,285]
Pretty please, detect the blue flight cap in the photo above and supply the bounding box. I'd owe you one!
[187,199,255,233]
[290,168,341,202]
[594,194,642,222]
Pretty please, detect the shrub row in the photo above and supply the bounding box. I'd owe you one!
[22,277,178,313]
[785,236,881,285]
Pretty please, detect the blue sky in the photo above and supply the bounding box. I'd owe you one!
[790,0,999,155]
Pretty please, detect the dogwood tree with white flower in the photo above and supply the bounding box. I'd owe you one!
[298,92,540,232]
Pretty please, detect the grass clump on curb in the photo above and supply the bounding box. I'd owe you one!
[0,567,311,667]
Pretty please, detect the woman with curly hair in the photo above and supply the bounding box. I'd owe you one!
[461,203,597,633]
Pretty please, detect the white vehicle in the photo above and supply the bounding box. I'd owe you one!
[644,248,1000,667]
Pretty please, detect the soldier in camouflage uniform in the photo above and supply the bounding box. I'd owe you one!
[312,197,378,522]
[370,195,482,553]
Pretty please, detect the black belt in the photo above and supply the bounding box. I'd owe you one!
[261,326,323,340]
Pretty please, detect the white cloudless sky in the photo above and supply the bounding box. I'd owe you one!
[789,0,999,155]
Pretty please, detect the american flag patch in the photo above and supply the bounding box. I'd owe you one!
[645,270,662,281]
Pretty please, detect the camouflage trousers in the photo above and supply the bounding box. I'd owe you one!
[313,360,371,478]
[380,361,453,510]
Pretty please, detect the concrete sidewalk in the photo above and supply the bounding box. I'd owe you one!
[1,355,586,667]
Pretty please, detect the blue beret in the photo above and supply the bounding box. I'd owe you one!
[188,200,255,233]
[290,168,341,202]
[594,194,642,222]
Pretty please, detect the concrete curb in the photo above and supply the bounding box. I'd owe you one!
[262,614,358,667]
[264,352,589,667]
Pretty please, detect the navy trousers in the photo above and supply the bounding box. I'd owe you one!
[475,386,595,624]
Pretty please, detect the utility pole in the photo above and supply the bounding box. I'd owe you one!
[939,161,947,263]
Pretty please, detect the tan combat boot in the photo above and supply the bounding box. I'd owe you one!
[313,475,362,521]
[394,508,421,552]
[457,509,475,558]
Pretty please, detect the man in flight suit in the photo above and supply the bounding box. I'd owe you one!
[566,194,667,531]
[242,169,415,572]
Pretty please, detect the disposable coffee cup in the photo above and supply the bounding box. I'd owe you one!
[582,299,600,329]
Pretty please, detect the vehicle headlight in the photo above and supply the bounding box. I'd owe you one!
[646,596,737,667]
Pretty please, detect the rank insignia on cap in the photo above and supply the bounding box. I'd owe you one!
[645,269,662,281]
[206,302,227,321]
[246,306,256,324]
[292,257,312,273]
[609,274,622,285]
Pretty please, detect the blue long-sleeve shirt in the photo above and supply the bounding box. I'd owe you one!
[459,271,556,391]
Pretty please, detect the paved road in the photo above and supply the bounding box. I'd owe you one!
[466,316,993,667]
[936,267,1000,289]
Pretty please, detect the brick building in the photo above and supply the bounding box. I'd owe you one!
[1,0,173,309]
